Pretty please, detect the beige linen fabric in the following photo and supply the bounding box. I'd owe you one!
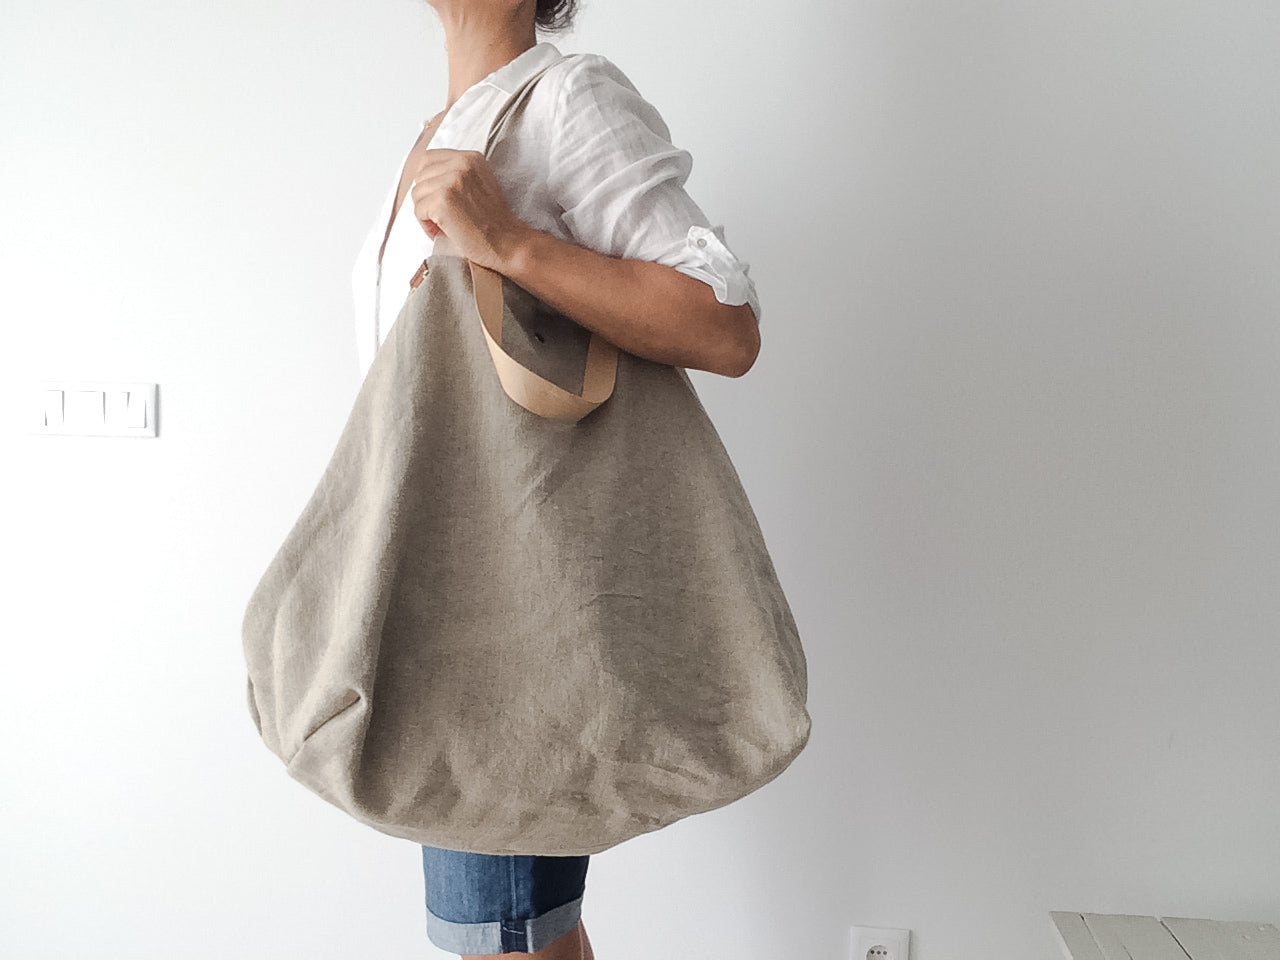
[241,59,811,857]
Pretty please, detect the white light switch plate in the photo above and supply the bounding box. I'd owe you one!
[29,381,157,437]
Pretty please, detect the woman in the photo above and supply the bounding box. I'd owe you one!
[350,1,764,957]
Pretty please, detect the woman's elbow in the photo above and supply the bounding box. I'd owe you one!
[665,271,760,377]
[719,303,760,378]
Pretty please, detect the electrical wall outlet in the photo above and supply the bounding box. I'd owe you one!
[851,926,911,960]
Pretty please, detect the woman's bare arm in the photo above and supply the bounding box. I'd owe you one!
[409,146,760,378]
[500,226,760,378]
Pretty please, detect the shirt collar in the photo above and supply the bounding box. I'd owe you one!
[481,41,564,95]
[432,42,564,152]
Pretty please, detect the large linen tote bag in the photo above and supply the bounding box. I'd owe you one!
[242,55,812,857]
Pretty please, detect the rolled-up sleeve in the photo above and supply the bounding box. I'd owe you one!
[547,54,762,323]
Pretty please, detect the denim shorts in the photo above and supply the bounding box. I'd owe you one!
[421,844,590,955]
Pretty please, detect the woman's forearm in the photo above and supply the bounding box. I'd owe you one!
[498,226,760,378]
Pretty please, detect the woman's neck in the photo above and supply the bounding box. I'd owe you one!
[434,5,538,111]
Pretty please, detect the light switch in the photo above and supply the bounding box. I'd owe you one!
[67,390,104,427]
[43,390,64,427]
[126,390,147,428]
[105,389,129,427]
[29,382,158,437]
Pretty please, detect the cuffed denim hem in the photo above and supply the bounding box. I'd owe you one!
[425,894,583,955]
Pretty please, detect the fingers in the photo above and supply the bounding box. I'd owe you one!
[407,148,482,186]
[409,166,465,201]
[403,149,512,266]
[411,150,490,195]
[409,153,499,231]
[409,176,458,237]
[408,160,478,224]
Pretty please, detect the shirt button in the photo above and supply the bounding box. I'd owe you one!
[696,238,707,248]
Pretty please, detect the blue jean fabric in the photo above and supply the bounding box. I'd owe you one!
[421,844,590,955]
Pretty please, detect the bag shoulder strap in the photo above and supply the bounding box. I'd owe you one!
[457,240,620,422]
[465,54,621,423]
[375,54,569,274]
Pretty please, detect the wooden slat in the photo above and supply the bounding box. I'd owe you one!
[1084,913,1193,960]
[1161,917,1280,960]
[1050,912,1280,960]
[1051,912,1107,960]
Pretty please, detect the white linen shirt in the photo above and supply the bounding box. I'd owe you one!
[351,41,762,382]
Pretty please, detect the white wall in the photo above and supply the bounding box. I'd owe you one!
[3,0,1278,957]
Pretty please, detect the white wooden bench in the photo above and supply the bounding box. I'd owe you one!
[1050,912,1280,960]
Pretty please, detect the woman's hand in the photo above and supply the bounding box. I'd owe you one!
[408,148,533,273]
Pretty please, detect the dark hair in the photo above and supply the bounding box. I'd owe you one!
[535,0,578,32]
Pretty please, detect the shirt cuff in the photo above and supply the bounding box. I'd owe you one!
[661,225,763,324]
